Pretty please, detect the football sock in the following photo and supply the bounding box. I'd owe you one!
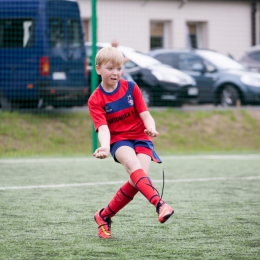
[100,181,138,219]
[130,169,160,207]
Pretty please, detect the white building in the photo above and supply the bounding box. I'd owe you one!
[78,0,259,59]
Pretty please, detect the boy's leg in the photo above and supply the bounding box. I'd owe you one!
[136,153,174,223]
[116,146,160,205]
[115,146,174,223]
[100,181,138,219]
[94,180,138,239]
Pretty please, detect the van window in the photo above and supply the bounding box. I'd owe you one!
[0,19,34,48]
[67,19,82,47]
[49,19,65,47]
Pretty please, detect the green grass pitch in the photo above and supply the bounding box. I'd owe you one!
[0,155,260,260]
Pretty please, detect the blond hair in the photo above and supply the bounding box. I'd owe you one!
[95,46,124,67]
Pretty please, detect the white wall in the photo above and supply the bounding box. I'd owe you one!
[78,0,252,59]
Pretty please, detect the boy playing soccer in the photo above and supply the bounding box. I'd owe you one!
[88,46,174,239]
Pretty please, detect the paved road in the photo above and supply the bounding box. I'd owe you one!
[180,104,260,111]
[1,104,260,114]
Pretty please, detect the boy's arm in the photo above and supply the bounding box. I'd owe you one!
[93,125,111,159]
[139,111,159,137]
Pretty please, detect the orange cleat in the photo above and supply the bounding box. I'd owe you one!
[94,209,112,239]
[156,200,174,223]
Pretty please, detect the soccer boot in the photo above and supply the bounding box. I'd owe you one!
[156,200,174,223]
[94,208,112,239]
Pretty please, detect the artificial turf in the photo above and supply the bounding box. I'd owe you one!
[0,155,260,260]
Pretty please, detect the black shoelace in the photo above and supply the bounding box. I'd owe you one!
[161,168,165,200]
[145,168,165,211]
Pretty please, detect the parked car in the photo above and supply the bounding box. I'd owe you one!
[85,42,197,107]
[148,48,260,106]
[239,45,260,73]
[0,0,89,110]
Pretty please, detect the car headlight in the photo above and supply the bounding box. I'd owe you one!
[185,76,196,85]
[240,75,260,87]
[152,70,181,84]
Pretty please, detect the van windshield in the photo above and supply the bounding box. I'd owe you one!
[68,19,82,48]
[0,19,34,48]
[49,19,82,48]
[49,19,65,47]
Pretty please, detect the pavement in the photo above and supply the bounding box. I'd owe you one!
[1,104,260,114]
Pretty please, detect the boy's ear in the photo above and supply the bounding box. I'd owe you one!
[96,65,101,75]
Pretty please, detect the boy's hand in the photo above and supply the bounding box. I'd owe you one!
[93,147,110,159]
[144,128,159,137]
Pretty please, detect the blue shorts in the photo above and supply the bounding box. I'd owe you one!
[110,140,162,164]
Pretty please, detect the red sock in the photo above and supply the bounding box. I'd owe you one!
[130,169,160,207]
[100,181,138,219]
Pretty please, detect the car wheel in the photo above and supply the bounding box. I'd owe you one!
[140,88,153,107]
[220,85,240,107]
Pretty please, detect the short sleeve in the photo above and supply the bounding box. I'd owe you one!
[132,83,148,114]
[88,95,107,132]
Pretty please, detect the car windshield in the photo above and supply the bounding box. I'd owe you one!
[85,43,162,68]
[118,47,162,68]
[197,50,245,70]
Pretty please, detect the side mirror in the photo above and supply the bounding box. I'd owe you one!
[192,63,204,72]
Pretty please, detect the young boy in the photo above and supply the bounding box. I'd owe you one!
[88,46,174,239]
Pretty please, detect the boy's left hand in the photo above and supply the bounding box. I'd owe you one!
[144,128,159,137]
[93,147,110,159]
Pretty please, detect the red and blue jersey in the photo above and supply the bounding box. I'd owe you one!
[88,79,152,145]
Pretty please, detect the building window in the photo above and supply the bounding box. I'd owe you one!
[150,21,172,50]
[150,21,163,49]
[83,19,89,42]
[187,24,198,48]
[186,22,208,49]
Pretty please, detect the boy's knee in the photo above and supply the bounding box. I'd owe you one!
[124,158,140,173]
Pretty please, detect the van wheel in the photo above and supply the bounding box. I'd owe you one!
[140,88,153,107]
[220,85,240,107]
[0,91,14,111]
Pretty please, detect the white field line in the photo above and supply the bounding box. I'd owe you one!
[0,154,260,164]
[0,176,260,191]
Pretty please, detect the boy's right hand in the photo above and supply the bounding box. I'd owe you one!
[93,147,110,159]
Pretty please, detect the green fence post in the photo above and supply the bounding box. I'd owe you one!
[91,0,98,153]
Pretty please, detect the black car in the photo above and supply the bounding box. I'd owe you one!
[148,48,260,106]
[85,42,197,107]
[239,45,260,73]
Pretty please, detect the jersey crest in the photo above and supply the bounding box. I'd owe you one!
[127,94,134,106]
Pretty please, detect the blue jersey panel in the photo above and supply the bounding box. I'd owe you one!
[104,81,135,114]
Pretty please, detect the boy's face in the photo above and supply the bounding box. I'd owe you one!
[96,61,123,88]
